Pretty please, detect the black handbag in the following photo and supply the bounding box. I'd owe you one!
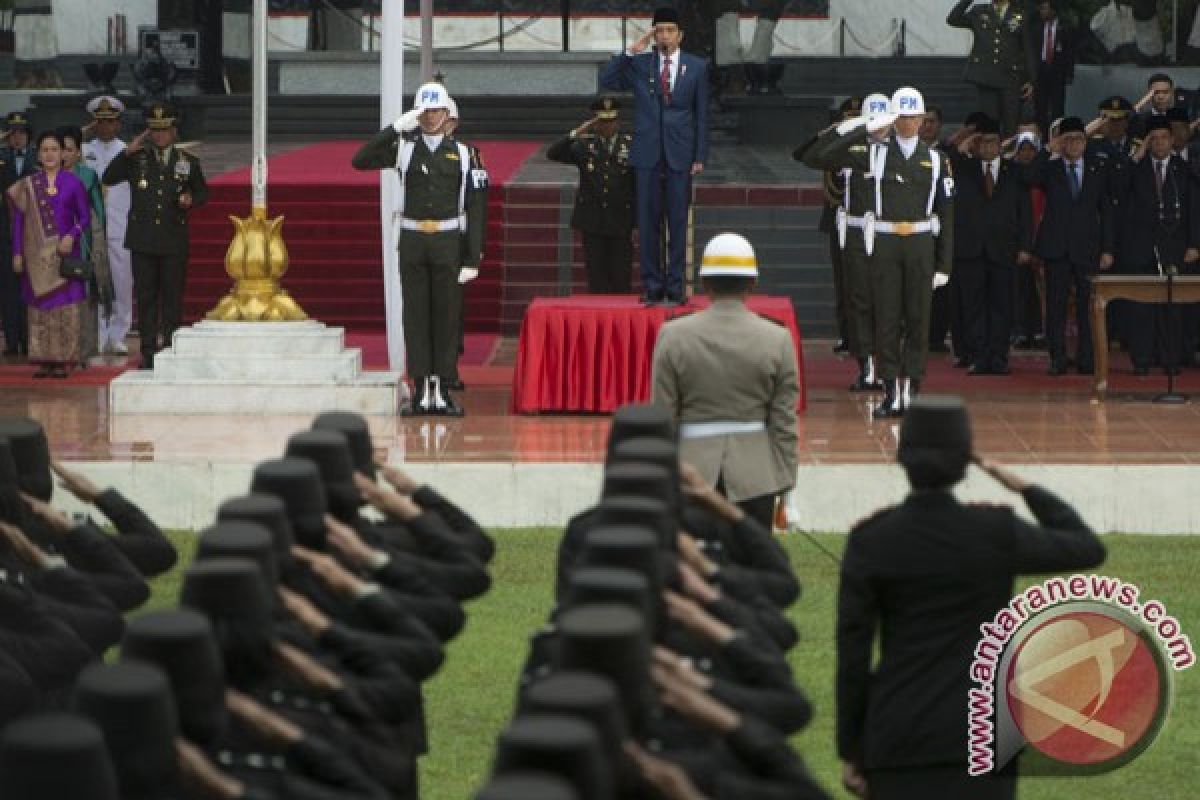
[58,255,91,281]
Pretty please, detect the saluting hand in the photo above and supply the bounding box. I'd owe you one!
[629,27,656,55]
[51,460,102,504]
[126,129,150,154]
[973,455,1029,493]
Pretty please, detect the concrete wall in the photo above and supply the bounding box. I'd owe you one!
[47,460,1200,534]
[50,0,155,55]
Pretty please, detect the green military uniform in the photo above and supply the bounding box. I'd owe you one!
[808,122,955,416]
[352,123,487,411]
[101,104,207,368]
[947,0,1035,135]
[545,97,636,294]
[801,118,884,390]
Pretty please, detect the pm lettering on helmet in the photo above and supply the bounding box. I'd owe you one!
[421,89,440,104]
[899,96,920,112]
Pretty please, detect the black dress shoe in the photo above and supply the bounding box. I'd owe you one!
[1012,336,1032,350]
[990,364,1011,376]
[953,357,970,369]
[1047,361,1068,376]
[661,292,684,308]
[1133,366,1150,376]
[639,291,663,306]
[438,392,465,417]
[1076,363,1094,375]
[833,338,849,355]
[967,364,990,375]
[929,342,951,353]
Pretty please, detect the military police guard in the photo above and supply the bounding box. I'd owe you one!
[83,96,134,356]
[101,103,208,370]
[546,96,636,294]
[352,82,488,417]
[803,88,955,418]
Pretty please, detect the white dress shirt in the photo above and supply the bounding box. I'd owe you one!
[895,135,918,160]
[82,136,131,236]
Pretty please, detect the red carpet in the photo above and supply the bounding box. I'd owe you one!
[187,140,543,333]
[346,332,498,369]
[0,364,128,388]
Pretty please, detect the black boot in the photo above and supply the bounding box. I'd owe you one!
[401,376,430,416]
[431,376,465,418]
[872,379,903,419]
[744,63,764,94]
[764,62,785,95]
[849,356,881,392]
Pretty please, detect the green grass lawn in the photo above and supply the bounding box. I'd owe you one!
[146,531,1200,800]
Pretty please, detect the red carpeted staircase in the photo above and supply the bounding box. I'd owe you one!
[185,140,541,332]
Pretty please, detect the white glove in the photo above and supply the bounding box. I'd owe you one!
[392,109,420,134]
[866,112,898,134]
[932,272,950,290]
[457,267,478,284]
[835,115,869,136]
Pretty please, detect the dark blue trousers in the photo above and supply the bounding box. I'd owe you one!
[635,164,690,297]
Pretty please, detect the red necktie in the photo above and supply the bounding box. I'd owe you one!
[1044,23,1054,64]
[660,56,673,105]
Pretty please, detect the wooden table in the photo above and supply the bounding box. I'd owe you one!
[1091,275,1200,396]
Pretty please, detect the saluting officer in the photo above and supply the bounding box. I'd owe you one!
[799,93,891,392]
[352,82,488,417]
[101,103,208,370]
[947,0,1036,136]
[805,88,954,418]
[1087,95,1140,163]
[546,95,636,294]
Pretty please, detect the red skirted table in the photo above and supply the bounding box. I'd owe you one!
[511,295,806,414]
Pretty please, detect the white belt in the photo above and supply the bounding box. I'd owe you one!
[680,421,767,440]
[875,217,938,236]
[400,216,464,233]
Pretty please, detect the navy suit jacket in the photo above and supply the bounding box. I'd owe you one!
[1026,152,1115,268]
[600,49,709,172]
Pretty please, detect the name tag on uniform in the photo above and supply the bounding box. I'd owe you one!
[174,160,191,177]
[920,160,932,167]
[445,152,460,161]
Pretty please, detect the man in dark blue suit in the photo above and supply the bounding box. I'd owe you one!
[1025,116,1116,375]
[601,6,709,306]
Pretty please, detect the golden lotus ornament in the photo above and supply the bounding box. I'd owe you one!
[206,207,307,321]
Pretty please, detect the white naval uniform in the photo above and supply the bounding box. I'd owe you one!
[83,137,133,350]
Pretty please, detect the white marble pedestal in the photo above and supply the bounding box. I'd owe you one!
[109,321,401,415]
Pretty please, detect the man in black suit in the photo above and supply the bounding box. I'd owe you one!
[1031,1,1075,138]
[949,116,1033,375]
[0,112,36,358]
[1132,72,1178,140]
[1026,117,1116,374]
[837,395,1105,800]
[1113,117,1200,374]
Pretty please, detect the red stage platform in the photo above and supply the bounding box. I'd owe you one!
[510,295,805,414]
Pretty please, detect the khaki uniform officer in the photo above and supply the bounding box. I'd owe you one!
[651,233,799,530]
[352,82,487,416]
[102,103,208,370]
[805,87,955,418]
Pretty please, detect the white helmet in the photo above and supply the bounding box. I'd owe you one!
[699,233,758,279]
[863,93,891,121]
[891,86,925,117]
[414,82,451,113]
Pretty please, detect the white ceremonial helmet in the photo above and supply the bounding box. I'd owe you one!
[699,233,758,279]
[863,93,891,121]
[891,86,926,117]
[414,82,451,112]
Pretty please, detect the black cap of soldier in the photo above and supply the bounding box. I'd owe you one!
[181,558,274,628]
[564,567,658,638]
[217,493,296,561]
[590,95,620,120]
[250,458,328,548]
[120,610,227,746]
[556,604,654,736]
[580,526,664,596]
[0,418,52,501]
[196,521,279,593]
[1058,116,1086,135]
[493,714,612,800]
[600,462,673,506]
[312,411,376,477]
[476,773,579,800]
[284,429,362,518]
[607,436,680,491]
[651,6,680,26]
[0,713,119,800]
[521,672,628,776]
[3,111,30,131]
[593,495,675,551]
[974,115,1001,135]
[607,404,676,454]
[897,395,973,486]
[72,661,181,800]
[1098,95,1133,118]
